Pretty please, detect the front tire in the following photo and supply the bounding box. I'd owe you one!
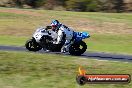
[69,41,87,56]
[25,39,42,51]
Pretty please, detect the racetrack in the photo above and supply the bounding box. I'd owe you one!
[0,45,132,62]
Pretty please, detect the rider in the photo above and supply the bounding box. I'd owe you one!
[51,20,74,53]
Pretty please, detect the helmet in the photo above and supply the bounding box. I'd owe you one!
[81,32,90,39]
[51,20,60,31]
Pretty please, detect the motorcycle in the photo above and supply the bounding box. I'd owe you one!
[25,26,90,55]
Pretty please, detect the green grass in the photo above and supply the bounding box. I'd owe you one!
[0,51,131,88]
[0,35,28,46]
[87,34,132,55]
[0,12,28,17]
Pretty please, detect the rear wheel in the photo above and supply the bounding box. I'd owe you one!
[25,39,42,51]
[69,41,87,56]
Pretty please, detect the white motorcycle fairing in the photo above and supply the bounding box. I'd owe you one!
[33,27,57,43]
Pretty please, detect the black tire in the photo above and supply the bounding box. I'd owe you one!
[25,39,42,51]
[76,75,87,85]
[69,41,87,56]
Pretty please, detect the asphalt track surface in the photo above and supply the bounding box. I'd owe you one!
[0,45,132,62]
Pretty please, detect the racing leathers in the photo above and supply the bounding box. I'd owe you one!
[54,24,74,53]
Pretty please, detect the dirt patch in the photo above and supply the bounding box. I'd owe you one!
[0,9,43,16]
[0,8,131,35]
[64,18,132,34]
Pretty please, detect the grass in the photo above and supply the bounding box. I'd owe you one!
[0,51,131,88]
[87,34,132,55]
[0,35,28,46]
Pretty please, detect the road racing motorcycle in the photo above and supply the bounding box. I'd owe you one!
[25,26,90,55]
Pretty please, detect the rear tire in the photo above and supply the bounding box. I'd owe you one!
[69,41,87,56]
[25,39,42,51]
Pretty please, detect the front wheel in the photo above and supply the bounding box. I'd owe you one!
[25,39,42,51]
[69,41,87,56]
